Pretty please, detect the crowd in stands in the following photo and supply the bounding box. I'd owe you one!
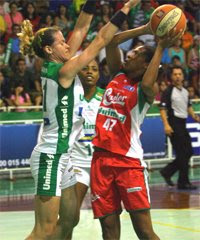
[0,0,199,110]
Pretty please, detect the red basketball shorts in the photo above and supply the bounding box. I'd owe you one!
[90,151,151,218]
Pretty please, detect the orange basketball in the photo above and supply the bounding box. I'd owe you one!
[150,4,187,37]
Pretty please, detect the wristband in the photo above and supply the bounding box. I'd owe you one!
[110,11,127,28]
[82,0,96,14]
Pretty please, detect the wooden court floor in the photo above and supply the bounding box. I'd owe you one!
[0,168,200,240]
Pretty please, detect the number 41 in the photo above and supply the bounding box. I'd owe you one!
[103,119,117,131]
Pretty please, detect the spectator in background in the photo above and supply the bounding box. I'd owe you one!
[161,47,171,67]
[0,70,12,107]
[4,23,21,70]
[181,25,194,53]
[10,81,32,112]
[155,80,168,101]
[22,2,40,33]
[119,20,133,53]
[168,39,187,69]
[10,58,42,107]
[0,41,6,69]
[187,85,199,100]
[187,35,200,96]
[171,55,182,67]
[0,14,7,40]
[176,1,196,34]
[160,66,200,190]
[0,41,11,77]
[86,20,104,42]
[34,0,49,16]
[0,0,10,16]
[4,1,23,35]
[132,1,156,47]
[39,12,54,28]
[185,0,199,16]
[133,0,154,28]
[100,1,113,24]
[54,4,72,38]
[92,1,113,31]
[24,54,37,74]
[76,39,91,56]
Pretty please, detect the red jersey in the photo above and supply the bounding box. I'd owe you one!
[93,71,150,160]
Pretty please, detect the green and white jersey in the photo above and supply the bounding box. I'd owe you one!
[70,87,105,167]
[35,61,84,154]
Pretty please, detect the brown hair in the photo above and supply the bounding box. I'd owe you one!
[18,20,59,58]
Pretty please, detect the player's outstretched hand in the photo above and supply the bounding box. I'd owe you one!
[158,28,184,49]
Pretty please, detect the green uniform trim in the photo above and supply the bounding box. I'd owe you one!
[56,81,74,153]
[138,82,148,113]
[37,153,61,196]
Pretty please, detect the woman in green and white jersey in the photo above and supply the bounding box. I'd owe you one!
[18,0,139,239]
[69,59,105,237]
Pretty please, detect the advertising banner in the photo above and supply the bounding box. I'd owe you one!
[0,117,199,168]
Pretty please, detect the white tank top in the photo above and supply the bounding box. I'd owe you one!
[35,61,84,154]
[70,87,104,167]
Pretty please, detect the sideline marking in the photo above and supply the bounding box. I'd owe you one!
[153,221,200,233]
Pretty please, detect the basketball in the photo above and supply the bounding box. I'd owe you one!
[150,4,187,37]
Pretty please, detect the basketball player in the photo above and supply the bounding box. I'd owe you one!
[90,25,183,239]
[69,59,105,238]
[18,0,141,239]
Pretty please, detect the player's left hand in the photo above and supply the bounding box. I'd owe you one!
[158,27,184,49]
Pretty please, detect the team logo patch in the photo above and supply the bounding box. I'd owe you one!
[156,10,165,19]
[123,85,135,92]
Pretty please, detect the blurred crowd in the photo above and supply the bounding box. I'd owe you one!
[0,0,199,110]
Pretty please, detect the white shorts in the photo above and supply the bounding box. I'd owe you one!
[30,150,77,196]
[73,166,90,187]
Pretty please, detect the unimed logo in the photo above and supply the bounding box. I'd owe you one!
[43,154,54,190]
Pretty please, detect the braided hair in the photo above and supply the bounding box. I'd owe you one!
[18,20,60,59]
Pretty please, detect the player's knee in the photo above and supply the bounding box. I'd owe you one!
[136,228,157,240]
[60,218,75,232]
[34,222,56,238]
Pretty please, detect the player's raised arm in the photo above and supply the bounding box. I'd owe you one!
[67,0,96,58]
[141,30,184,103]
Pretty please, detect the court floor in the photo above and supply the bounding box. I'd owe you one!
[0,168,200,240]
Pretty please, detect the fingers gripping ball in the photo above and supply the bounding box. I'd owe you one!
[150,4,187,37]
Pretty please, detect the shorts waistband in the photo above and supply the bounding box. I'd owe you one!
[93,146,109,152]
